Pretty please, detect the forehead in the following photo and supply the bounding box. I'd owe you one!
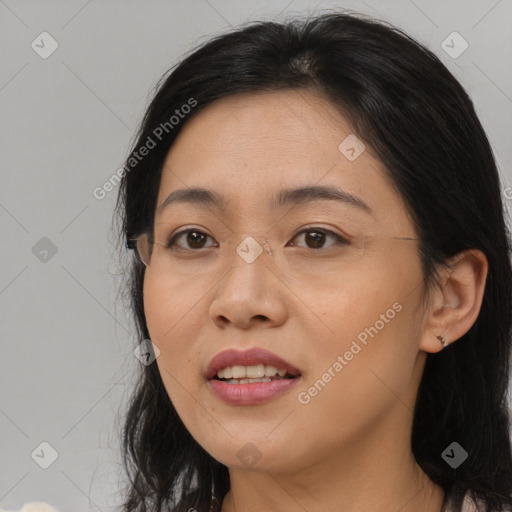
[156,90,413,232]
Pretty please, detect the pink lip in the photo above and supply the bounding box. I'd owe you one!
[205,348,302,405]
[209,378,301,405]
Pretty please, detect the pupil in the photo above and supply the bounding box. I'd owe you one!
[188,231,206,248]
[306,231,324,249]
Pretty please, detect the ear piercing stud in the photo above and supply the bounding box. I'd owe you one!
[437,335,447,349]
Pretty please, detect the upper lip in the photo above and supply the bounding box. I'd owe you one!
[205,348,302,380]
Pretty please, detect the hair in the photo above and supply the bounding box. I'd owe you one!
[114,11,512,512]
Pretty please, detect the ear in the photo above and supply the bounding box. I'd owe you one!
[420,249,488,353]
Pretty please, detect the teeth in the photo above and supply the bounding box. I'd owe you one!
[231,365,246,379]
[225,377,272,384]
[246,364,265,378]
[264,365,278,377]
[216,364,289,380]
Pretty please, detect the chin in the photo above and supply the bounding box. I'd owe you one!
[200,434,305,473]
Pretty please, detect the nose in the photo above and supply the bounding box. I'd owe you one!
[208,241,288,330]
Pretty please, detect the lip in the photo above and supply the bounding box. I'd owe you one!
[205,347,301,380]
[209,378,301,405]
[205,348,302,405]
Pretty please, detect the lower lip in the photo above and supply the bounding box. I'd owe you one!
[209,377,300,405]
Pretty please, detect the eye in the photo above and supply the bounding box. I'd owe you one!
[167,229,217,250]
[287,228,349,250]
[165,227,349,252]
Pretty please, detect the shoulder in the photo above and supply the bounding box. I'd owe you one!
[0,503,59,512]
[460,491,484,512]
[447,489,512,512]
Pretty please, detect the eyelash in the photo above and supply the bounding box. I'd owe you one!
[166,227,349,252]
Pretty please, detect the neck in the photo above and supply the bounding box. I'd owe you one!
[219,408,445,512]
[221,460,444,512]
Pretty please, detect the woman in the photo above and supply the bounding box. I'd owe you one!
[115,12,512,512]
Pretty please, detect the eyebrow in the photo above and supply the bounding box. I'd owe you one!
[158,185,372,214]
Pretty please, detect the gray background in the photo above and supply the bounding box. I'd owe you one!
[1,0,511,510]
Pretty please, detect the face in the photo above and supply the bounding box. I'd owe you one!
[142,89,429,474]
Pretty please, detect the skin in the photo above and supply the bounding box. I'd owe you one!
[141,89,488,512]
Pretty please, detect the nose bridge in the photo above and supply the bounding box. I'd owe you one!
[235,234,273,263]
[223,234,273,287]
[208,233,283,327]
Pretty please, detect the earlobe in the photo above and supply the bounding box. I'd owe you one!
[419,249,488,353]
[436,335,447,349]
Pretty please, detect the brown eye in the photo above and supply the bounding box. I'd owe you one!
[167,229,216,250]
[187,231,208,249]
[165,227,348,252]
[289,228,348,250]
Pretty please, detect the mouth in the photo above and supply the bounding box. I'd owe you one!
[206,348,302,405]
[213,364,298,384]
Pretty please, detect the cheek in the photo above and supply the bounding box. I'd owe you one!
[143,271,215,439]
[143,271,174,342]
[143,269,205,339]
[290,257,405,348]
[299,255,424,400]
[292,302,422,457]
[142,270,206,385]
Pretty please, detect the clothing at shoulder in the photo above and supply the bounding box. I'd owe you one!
[461,492,483,512]
[0,503,58,512]
[443,489,512,512]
